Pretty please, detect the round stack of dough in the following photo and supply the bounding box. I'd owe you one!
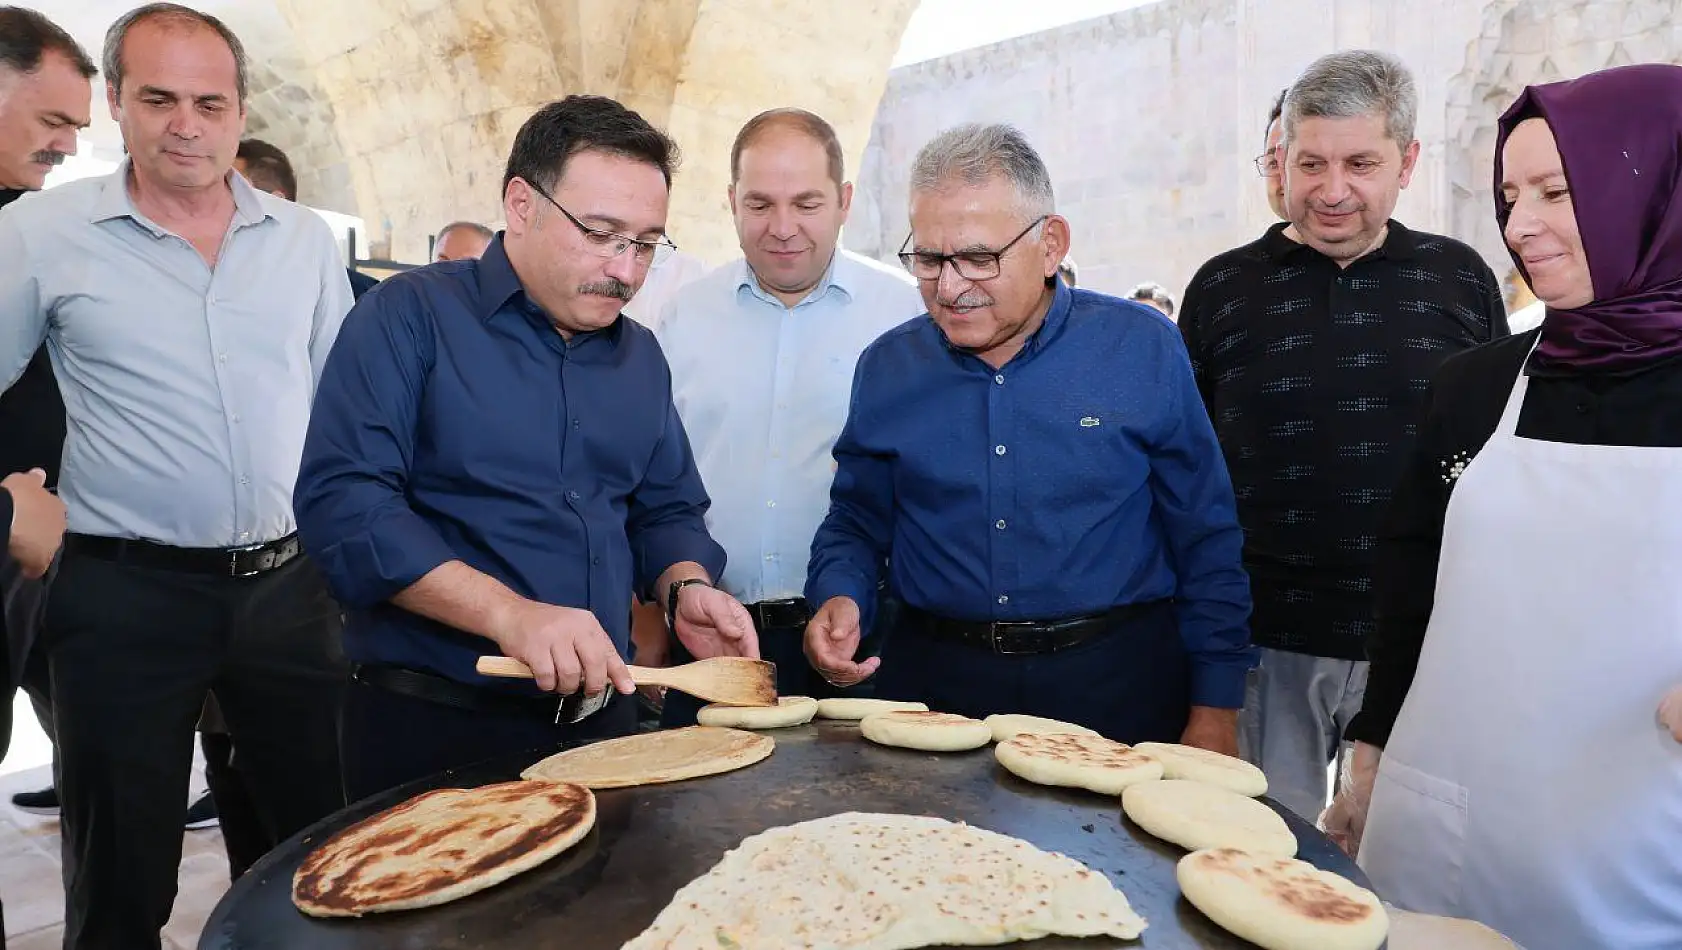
[696,696,818,729]
[1177,848,1388,950]
[983,713,1098,742]
[814,698,928,721]
[1121,779,1297,856]
[1133,741,1269,797]
[995,732,1163,795]
[859,710,992,751]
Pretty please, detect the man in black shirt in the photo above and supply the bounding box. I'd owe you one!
[1179,50,1507,822]
[0,6,94,830]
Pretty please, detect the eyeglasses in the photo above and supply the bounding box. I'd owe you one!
[1253,149,1280,177]
[897,215,1048,282]
[524,178,678,267]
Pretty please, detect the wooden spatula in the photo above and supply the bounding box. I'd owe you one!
[475,655,778,707]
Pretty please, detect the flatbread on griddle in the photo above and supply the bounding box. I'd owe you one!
[622,812,1147,949]
[293,779,595,917]
[1177,848,1388,950]
[698,696,818,729]
[995,732,1164,794]
[859,710,993,751]
[521,725,773,788]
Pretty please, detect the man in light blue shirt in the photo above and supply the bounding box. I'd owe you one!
[657,108,924,725]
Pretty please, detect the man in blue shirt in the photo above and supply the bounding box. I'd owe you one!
[804,124,1254,751]
[295,95,757,800]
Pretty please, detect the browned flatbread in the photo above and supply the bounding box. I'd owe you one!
[521,725,773,788]
[995,732,1164,794]
[1177,848,1387,950]
[293,780,595,917]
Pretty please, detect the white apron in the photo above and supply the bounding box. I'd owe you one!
[1357,352,1682,950]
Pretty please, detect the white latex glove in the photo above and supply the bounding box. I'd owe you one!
[1659,684,1682,743]
[1319,741,1381,858]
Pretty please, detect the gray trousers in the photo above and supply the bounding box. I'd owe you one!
[1238,647,1368,821]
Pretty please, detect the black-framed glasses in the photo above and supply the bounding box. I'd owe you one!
[897,215,1048,282]
[1253,149,1280,177]
[525,178,678,267]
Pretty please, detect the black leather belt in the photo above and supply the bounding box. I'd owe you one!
[902,600,1170,655]
[352,664,604,722]
[66,532,302,578]
[746,598,810,630]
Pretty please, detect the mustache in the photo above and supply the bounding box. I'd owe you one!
[939,291,994,309]
[30,151,67,167]
[578,279,634,301]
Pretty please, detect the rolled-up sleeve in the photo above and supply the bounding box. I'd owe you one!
[293,285,458,608]
[627,387,726,596]
[1148,344,1256,708]
[805,353,893,614]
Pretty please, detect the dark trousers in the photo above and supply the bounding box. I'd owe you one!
[340,675,638,804]
[46,551,347,950]
[871,601,1191,744]
[200,731,270,880]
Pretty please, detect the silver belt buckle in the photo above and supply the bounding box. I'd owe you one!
[554,689,612,725]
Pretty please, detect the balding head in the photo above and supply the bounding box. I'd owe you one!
[433,221,494,262]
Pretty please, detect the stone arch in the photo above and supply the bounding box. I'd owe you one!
[261,0,921,263]
[1444,0,1682,283]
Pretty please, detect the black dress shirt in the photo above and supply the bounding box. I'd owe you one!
[1347,327,1682,746]
[1180,221,1507,659]
[294,236,726,689]
[0,188,65,489]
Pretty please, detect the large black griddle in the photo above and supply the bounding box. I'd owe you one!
[198,721,1375,949]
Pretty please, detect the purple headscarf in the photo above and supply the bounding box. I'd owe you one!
[1493,64,1682,372]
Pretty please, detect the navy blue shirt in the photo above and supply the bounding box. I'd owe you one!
[805,281,1255,707]
[295,237,725,688]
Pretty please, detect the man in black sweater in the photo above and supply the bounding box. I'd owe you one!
[0,6,94,832]
[1179,51,1507,822]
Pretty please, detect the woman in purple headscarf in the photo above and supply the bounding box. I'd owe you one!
[1320,64,1682,949]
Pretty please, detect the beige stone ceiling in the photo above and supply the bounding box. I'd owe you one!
[50,0,919,264]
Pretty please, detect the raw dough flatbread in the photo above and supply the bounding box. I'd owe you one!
[1134,741,1269,797]
[293,780,594,917]
[860,710,993,752]
[815,698,928,721]
[622,812,1147,949]
[521,726,772,788]
[994,732,1164,795]
[983,713,1098,742]
[1121,779,1297,856]
[697,696,818,729]
[1385,908,1520,949]
[1177,848,1387,950]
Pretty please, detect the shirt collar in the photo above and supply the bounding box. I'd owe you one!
[734,251,854,308]
[88,158,272,232]
[1261,218,1419,265]
[474,233,625,348]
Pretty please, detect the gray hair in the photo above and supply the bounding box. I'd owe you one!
[1282,50,1416,147]
[1129,281,1175,317]
[908,123,1054,220]
[104,3,248,103]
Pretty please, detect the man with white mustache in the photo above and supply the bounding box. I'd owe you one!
[1177,51,1508,824]
[656,108,923,725]
[804,123,1254,750]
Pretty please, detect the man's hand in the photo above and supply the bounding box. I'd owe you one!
[3,469,64,579]
[672,584,759,660]
[492,600,634,696]
[803,596,879,688]
[1320,740,1381,858]
[1659,684,1682,743]
[1179,705,1240,757]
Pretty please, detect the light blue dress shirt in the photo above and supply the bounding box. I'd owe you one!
[657,250,925,604]
[0,163,352,548]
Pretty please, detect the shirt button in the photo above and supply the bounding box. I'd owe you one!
[238,475,250,486]
[231,414,241,423]
[591,556,600,565]
[572,419,581,429]
[217,353,228,364]
[994,374,1005,385]
[1576,402,1591,414]
[997,594,1009,605]
[238,531,251,542]
[994,519,1007,530]
[764,554,776,562]
[766,500,776,508]
[994,444,1007,457]
[567,490,581,501]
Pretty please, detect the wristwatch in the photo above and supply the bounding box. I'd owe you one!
[666,577,711,631]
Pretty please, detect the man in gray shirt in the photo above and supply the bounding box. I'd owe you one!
[0,4,352,946]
